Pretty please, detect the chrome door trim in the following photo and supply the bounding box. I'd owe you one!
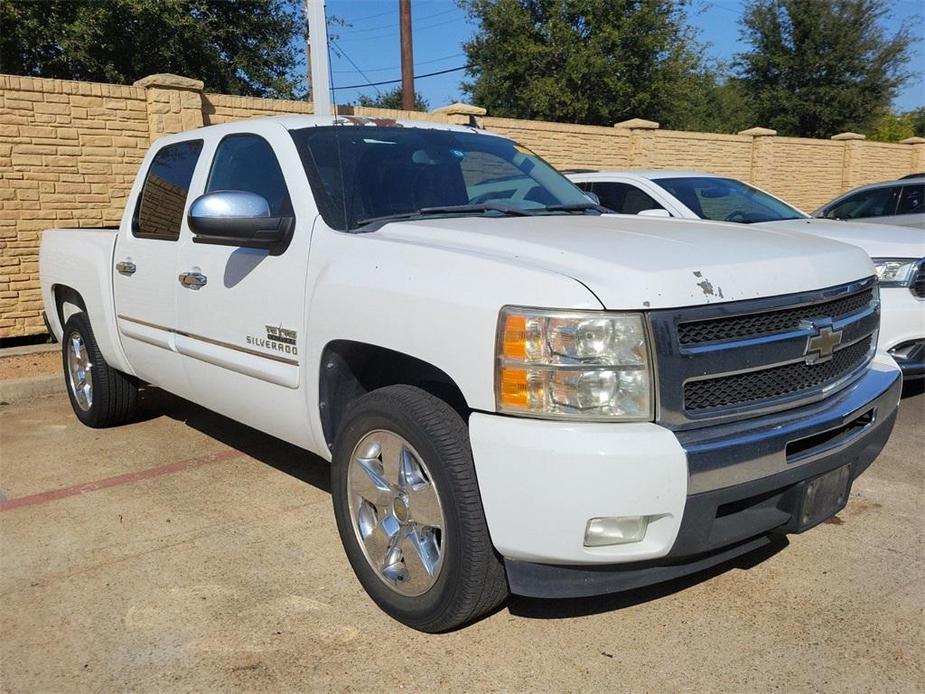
[116,314,299,366]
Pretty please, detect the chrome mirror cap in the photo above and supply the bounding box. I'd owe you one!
[188,190,271,220]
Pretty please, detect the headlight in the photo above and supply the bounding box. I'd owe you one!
[495,307,654,421]
[872,258,919,287]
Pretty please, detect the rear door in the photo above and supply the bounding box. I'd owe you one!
[113,138,203,393]
[174,122,315,446]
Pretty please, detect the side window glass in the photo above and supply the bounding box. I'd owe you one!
[829,187,900,220]
[593,182,628,212]
[594,182,663,214]
[206,134,293,217]
[134,140,203,239]
[897,184,924,215]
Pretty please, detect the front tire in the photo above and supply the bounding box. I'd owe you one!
[331,385,508,632]
[62,312,138,428]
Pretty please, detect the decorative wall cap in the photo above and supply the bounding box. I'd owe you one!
[738,127,777,136]
[133,74,204,91]
[831,132,866,140]
[614,118,659,129]
[899,136,925,144]
[430,102,487,116]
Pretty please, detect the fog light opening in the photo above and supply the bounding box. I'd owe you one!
[584,515,651,547]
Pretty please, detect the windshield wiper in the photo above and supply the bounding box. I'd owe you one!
[538,202,606,214]
[357,202,535,227]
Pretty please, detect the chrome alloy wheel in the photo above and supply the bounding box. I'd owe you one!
[66,333,93,412]
[347,430,446,597]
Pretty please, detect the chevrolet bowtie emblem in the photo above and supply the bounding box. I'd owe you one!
[803,322,843,365]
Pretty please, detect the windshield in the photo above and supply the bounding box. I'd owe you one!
[290,126,596,230]
[653,176,806,224]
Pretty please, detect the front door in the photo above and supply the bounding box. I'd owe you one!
[113,138,204,394]
[174,123,314,447]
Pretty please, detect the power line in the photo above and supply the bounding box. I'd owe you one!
[334,64,469,91]
[342,5,458,29]
[329,39,383,97]
[332,52,465,75]
[335,15,466,43]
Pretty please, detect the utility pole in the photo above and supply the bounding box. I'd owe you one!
[305,0,332,115]
[399,0,414,110]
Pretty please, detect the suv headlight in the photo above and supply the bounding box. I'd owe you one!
[495,307,654,421]
[872,258,919,287]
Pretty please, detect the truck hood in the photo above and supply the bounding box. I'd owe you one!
[371,215,874,310]
[757,218,925,259]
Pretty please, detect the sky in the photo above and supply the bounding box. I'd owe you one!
[314,0,925,113]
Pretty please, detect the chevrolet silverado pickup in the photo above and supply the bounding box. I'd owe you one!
[39,116,902,632]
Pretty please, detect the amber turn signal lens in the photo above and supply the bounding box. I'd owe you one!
[502,314,527,360]
[499,367,529,408]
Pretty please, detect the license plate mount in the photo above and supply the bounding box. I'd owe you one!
[797,464,851,531]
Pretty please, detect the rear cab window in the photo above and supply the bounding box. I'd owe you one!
[133,140,203,240]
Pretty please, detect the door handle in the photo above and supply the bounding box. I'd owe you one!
[178,271,208,290]
[115,260,136,276]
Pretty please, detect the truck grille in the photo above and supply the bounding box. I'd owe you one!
[648,278,879,428]
[678,288,873,345]
[684,336,873,412]
[912,261,925,299]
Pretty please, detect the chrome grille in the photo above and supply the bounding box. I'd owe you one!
[648,277,879,429]
[678,288,873,345]
[684,336,873,412]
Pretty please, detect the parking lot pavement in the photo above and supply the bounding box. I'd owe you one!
[1,387,923,693]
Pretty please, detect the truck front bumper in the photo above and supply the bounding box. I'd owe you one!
[469,355,902,599]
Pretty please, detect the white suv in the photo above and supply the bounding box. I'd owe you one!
[567,170,925,380]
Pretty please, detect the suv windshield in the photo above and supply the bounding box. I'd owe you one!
[654,176,806,224]
[290,126,596,230]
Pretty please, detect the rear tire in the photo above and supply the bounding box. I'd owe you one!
[331,385,508,632]
[62,312,138,428]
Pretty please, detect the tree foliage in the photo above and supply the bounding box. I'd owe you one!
[356,87,430,112]
[458,0,710,128]
[0,0,301,97]
[868,108,925,142]
[736,0,912,138]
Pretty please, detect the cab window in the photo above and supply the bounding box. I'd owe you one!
[134,140,203,239]
[206,134,293,217]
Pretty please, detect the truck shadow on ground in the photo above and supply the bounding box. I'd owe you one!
[136,386,331,494]
[136,385,792,624]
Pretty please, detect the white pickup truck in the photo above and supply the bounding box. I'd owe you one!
[40,116,902,632]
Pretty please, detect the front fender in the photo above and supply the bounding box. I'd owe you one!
[302,226,602,452]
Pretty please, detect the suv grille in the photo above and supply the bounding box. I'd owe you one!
[683,336,873,412]
[678,288,873,345]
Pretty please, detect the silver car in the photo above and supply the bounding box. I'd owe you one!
[813,175,925,229]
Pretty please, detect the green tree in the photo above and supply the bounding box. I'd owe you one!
[357,86,430,112]
[458,0,710,128]
[0,0,301,97]
[736,0,912,138]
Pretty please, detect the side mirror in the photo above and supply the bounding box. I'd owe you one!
[584,191,601,205]
[187,191,293,250]
[637,208,671,218]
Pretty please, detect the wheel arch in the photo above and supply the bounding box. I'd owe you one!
[318,340,470,452]
[52,284,88,333]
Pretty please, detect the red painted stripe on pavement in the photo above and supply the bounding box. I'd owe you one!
[0,448,244,512]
